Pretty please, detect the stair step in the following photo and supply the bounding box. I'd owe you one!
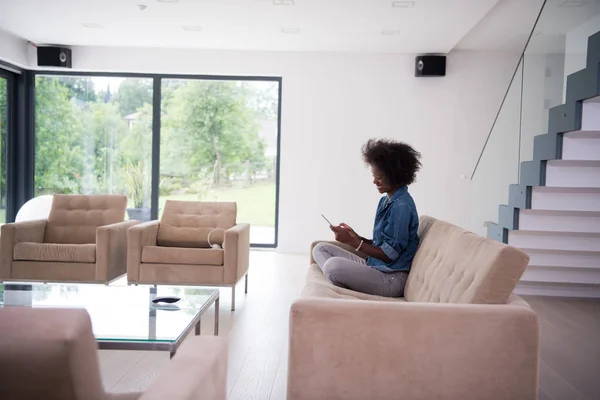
[522,248,600,269]
[563,131,600,161]
[515,281,600,298]
[508,230,600,252]
[531,186,600,212]
[563,130,600,139]
[519,209,600,233]
[521,266,600,285]
[546,160,600,188]
[582,99,600,130]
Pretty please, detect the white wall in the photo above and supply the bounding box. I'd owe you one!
[65,46,519,253]
[3,43,518,253]
[0,28,28,67]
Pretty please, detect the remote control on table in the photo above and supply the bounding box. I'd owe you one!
[151,296,181,304]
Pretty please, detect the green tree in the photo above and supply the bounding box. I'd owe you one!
[242,81,279,120]
[161,81,266,184]
[98,84,113,103]
[115,79,152,117]
[80,101,128,193]
[35,77,84,194]
[119,103,152,206]
[58,76,97,103]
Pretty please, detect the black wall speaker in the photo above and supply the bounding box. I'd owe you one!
[415,55,446,77]
[37,46,72,68]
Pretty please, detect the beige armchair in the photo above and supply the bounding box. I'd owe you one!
[0,307,227,400]
[0,194,138,284]
[127,201,250,311]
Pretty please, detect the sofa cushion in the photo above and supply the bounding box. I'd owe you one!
[303,264,405,302]
[14,242,96,263]
[44,194,127,244]
[157,201,236,248]
[404,216,530,304]
[141,246,224,266]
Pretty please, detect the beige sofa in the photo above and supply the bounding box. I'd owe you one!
[288,216,539,400]
[127,200,250,310]
[0,195,138,284]
[0,307,227,400]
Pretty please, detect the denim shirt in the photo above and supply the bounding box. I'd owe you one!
[366,186,419,273]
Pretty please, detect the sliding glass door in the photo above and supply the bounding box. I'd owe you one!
[160,79,279,245]
[32,73,280,246]
[34,75,153,221]
[0,76,8,224]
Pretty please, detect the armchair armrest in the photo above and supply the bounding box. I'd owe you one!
[1,220,47,280]
[288,298,539,400]
[309,240,367,264]
[223,223,250,284]
[139,336,227,400]
[96,220,140,282]
[127,221,160,283]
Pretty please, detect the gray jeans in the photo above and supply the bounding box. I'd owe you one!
[312,242,408,298]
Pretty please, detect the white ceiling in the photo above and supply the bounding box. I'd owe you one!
[457,0,600,53]
[0,0,501,54]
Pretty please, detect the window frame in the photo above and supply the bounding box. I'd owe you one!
[29,70,282,248]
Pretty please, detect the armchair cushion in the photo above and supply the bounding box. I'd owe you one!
[142,246,224,266]
[44,195,127,244]
[157,201,236,248]
[14,243,96,263]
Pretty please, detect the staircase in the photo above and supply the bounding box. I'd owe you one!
[488,31,600,298]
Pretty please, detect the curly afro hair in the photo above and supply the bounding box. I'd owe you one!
[361,139,422,187]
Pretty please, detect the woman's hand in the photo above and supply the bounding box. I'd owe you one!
[330,223,361,248]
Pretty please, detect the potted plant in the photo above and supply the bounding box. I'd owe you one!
[124,160,151,222]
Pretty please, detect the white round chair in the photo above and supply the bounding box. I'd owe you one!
[15,195,54,223]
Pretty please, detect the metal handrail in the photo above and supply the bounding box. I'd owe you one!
[469,0,548,180]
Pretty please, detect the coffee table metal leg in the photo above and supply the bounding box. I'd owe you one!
[231,285,235,311]
[245,273,248,294]
[195,319,201,335]
[214,297,220,336]
[170,349,175,359]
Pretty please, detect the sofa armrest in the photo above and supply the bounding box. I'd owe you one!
[288,298,539,400]
[309,240,368,264]
[127,221,160,283]
[0,220,47,280]
[139,336,227,400]
[96,220,140,282]
[223,223,250,284]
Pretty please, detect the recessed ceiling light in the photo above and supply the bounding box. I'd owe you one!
[82,22,103,29]
[273,0,294,5]
[183,26,202,31]
[558,0,588,7]
[392,1,415,8]
[381,29,401,36]
[281,28,300,34]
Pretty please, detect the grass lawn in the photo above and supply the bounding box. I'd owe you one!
[159,182,276,227]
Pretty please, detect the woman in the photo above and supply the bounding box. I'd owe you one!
[313,139,421,297]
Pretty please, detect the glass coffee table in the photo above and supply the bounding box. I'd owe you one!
[0,283,219,357]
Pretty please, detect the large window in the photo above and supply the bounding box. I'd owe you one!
[160,79,279,245]
[0,76,7,224]
[34,74,280,246]
[35,76,153,221]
